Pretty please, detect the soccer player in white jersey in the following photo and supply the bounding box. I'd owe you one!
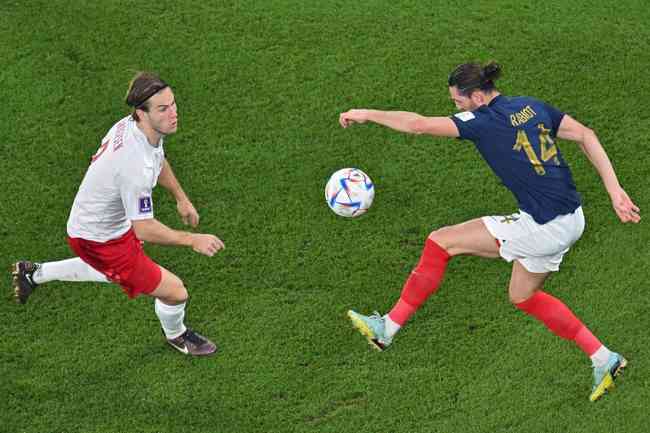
[12,72,224,356]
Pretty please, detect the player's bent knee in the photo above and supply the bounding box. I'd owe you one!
[159,288,187,305]
[509,288,534,305]
[428,226,454,251]
[153,270,189,304]
[167,279,188,304]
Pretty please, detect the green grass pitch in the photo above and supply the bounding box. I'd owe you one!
[2,1,650,432]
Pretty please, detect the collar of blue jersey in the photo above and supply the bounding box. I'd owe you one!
[488,94,504,107]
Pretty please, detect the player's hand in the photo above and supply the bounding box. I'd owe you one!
[339,109,369,128]
[190,234,225,257]
[177,199,199,227]
[610,187,640,223]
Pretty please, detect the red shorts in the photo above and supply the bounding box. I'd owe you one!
[68,228,162,298]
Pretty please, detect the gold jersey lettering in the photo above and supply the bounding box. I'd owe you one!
[512,122,559,175]
[514,129,545,175]
[510,105,537,127]
[537,123,559,164]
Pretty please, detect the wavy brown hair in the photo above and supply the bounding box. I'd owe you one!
[125,72,169,121]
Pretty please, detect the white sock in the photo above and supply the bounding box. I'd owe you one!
[383,314,401,338]
[590,345,612,368]
[33,258,110,284]
[155,299,187,339]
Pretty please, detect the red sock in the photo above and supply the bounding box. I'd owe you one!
[388,238,451,326]
[515,291,602,356]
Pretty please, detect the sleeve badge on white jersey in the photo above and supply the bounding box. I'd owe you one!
[139,197,153,214]
[454,111,476,122]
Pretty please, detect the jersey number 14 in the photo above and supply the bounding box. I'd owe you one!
[513,123,559,175]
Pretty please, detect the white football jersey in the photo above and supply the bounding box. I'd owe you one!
[67,116,165,242]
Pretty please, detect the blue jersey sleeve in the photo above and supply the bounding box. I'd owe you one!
[449,111,486,141]
[542,102,565,134]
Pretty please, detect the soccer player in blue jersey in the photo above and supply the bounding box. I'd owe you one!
[339,61,640,401]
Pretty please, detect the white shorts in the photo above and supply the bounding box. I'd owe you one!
[482,207,585,274]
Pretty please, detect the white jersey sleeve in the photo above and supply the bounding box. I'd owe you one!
[116,122,165,221]
[118,162,156,221]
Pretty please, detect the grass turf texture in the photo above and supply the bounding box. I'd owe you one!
[2,1,650,432]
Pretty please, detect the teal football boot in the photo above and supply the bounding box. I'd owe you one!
[347,310,393,351]
[589,352,627,402]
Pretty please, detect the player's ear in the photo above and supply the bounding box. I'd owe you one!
[135,107,147,120]
[471,91,487,107]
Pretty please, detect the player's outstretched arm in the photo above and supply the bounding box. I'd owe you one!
[158,159,200,227]
[339,109,459,137]
[132,218,225,256]
[557,115,640,223]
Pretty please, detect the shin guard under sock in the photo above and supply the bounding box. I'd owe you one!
[388,238,451,326]
[515,291,602,356]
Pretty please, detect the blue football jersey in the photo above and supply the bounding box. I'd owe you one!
[450,95,581,224]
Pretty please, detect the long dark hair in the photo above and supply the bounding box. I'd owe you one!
[448,61,501,96]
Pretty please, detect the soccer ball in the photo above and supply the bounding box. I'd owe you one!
[325,168,375,217]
